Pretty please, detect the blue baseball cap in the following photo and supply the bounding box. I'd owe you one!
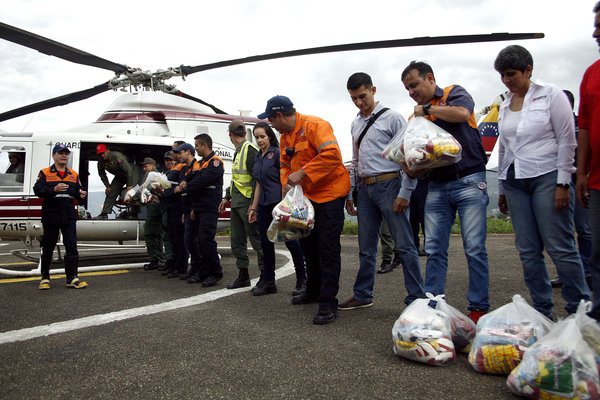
[257,95,294,120]
[173,143,194,153]
[52,143,71,154]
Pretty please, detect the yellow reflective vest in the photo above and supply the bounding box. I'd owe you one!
[231,140,259,198]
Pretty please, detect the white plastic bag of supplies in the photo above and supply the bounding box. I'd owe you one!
[468,294,554,375]
[382,116,462,171]
[506,317,600,399]
[267,185,315,242]
[392,295,456,366]
[433,294,477,353]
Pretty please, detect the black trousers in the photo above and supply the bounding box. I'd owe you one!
[299,196,346,308]
[41,222,78,281]
[195,208,223,279]
[166,207,187,274]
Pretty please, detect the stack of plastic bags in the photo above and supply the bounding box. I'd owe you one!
[267,185,315,242]
[468,294,554,375]
[507,301,600,399]
[382,116,462,171]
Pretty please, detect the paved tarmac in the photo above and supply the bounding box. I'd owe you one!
[0,235,568,400]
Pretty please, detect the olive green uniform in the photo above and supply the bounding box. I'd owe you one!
[97,150,138,215]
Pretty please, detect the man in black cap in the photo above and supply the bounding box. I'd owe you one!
[141,157,164,270]
[161,151,188,279]
[34,143,88,290]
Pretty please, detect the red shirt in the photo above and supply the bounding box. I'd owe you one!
[579,59,600,190]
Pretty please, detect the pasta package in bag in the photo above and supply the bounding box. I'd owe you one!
[382,116,462,171]
[268,185,314,242]
[468,295,554,375]
[433,294,477,353]
[392,297,456,366]
[506,318,600,399]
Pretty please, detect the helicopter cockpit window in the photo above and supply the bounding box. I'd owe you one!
[0,147,26,192]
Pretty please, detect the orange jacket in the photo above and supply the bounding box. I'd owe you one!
[280,113,350,203]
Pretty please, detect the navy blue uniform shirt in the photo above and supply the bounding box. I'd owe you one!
[252,145,282,206]
[428,85,487,181]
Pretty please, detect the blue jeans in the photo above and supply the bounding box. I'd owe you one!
[425,171,490,311]
[572,181,592,274]
[503,168,590,316]
[587,189,600,322]
[354,178,425,305]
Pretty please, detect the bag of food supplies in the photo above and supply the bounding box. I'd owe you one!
[433,294,477,353]
[382,116,462,171]
[141,171,171,191]
[573,301,600,378]
[392,296,456,366]
[267,185,315,242]
[468,294,554,375]
[506,317,600,399]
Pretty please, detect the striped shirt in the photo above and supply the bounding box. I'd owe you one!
[350,102,416,199]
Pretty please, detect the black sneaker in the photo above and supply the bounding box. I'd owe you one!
[313,304,338,325]
[377,261,394,274]
[251,281,277,296]
[227,277,251,289]
[201,275,222,287]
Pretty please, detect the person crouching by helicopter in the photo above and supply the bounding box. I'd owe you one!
[34,144,88,290]
[95,144,139,220]
[161,151,189,279]
[140,158,165,271]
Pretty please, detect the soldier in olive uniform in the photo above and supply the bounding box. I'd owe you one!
[140,157,165,270]
[95,144,139,219]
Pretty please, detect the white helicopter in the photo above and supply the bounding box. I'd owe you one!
[0,22,543,272]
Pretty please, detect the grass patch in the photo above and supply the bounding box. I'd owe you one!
[342,217,513,235]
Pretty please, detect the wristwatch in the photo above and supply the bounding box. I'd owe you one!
[423,103,432,115]
[556,183,570,190]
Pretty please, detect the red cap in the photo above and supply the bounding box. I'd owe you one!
[96,144,107,154]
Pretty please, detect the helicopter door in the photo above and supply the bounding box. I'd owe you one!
[0,142,33,223]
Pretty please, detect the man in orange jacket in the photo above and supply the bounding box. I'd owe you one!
[258,95,350,325]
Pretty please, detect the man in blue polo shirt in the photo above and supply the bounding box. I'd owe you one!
[401,61,490,323]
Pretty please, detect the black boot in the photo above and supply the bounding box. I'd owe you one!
[227,268,251,289]
[292,277,306,296]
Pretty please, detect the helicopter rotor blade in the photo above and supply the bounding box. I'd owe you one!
[0,22,129,73]
[0,82,112,123]
[170,91,228,115]
[180,32,544,76]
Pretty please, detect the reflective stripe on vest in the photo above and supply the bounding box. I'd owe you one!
[231,141,258,198]
[428,85,478,129]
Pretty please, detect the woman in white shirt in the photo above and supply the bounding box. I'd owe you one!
[494,45,590,319]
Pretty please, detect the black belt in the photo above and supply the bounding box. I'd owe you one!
[430,165,484,183]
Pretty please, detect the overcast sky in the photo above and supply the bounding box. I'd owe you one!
[0,0,598,161]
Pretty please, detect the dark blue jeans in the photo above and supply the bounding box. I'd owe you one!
[503,169,590,316]
[354,178,425,305]
[258,203,306,282]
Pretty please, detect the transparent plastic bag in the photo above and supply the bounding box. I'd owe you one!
[267,185,315,242]
[392,296,456,366]
[382,116,462,171]
[468,294,554,375]
[433,294,477,353]
[506,318,600,399]
[574,301,600,378]
[142,171,171,190]
[124,184,141,203]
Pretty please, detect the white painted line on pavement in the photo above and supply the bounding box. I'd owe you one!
[0,250,294,345]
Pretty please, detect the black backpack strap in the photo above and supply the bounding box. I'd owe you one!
[356,107,389,149]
